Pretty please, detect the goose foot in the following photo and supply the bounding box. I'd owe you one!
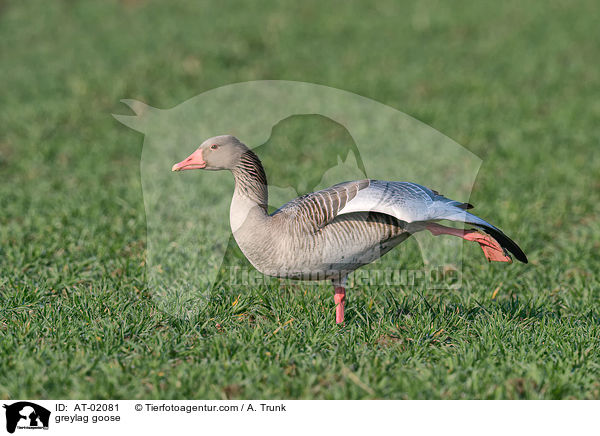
[334,286,346,324]
[426,223,512,262]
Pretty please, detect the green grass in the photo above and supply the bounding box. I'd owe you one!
[1,0,600,399]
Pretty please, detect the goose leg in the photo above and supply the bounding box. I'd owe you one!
[426,223,512,262]
[334,286,346,324]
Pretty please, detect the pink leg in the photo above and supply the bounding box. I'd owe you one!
[426,223,512,263]
[334,286,346,324]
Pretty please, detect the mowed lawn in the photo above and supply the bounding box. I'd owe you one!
[1,0,599,399]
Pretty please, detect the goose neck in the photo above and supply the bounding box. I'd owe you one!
[231,149,268,208]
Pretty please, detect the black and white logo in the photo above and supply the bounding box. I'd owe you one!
[3,402,50,434]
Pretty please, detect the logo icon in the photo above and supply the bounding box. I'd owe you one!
[3,402,50,434]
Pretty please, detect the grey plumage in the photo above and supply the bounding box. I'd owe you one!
[173,134,527,288]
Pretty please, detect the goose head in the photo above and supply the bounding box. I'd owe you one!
[171,135,248,172]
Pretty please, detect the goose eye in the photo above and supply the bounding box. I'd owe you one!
[210,144,218,150]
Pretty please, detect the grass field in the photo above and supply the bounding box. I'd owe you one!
[1,0,600,399]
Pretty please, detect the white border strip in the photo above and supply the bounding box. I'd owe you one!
[1,400,594,435]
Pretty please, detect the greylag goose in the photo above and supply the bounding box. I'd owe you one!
[172,135,527,324]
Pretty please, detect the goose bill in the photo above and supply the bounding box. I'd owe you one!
[172,149,207,171]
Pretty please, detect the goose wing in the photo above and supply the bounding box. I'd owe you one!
[336,180,467,222]
[273,179,468,229]
[273,179,527,263]
[337,180,527,263]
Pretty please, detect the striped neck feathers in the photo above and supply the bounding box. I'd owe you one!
[231,149,268,211]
